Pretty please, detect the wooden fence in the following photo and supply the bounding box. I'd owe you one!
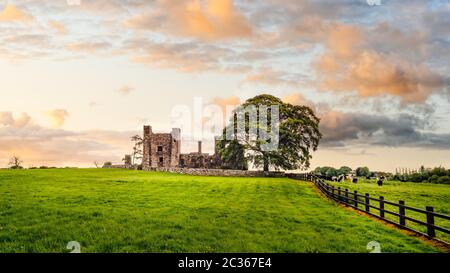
[287,173,450,246]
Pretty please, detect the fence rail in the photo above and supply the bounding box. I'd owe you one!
[287,173,450,245]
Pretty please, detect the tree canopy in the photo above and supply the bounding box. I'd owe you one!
[313,166,353,177]
[217,94,322,172]
[338,166,353,175]
[355,166,371,177]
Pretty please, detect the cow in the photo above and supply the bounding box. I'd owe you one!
[377,179,383,187]
[377,176,385,187]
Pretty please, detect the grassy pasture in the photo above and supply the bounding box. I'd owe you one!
[328,179,450,243]
[0,169,442,253]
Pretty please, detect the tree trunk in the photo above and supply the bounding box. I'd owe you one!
[263,155,269,172]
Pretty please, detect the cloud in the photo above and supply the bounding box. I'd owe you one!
[0,32,53,60]
[243,67,308,87]
[117,85,135,96]
[88,101,98,107]
[14,113,32,128]
[0,112,14,126]
[309,20,448,104]
[123,12,162,30]
[124,38,230,72]
[178,0,252,40]
[0,112,32,128]
[317,110,450,149]
[283,92,450,149]
[2,34,50,45]
[282,93,316,110]
[45,109,69,128]
[210,95,240,113]
[48,20,66,34]
[316,47,446,104]
[124,0,253,40]
[0,4,33,22]
[66,41,112,53]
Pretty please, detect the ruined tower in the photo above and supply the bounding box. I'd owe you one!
[142,125,181,169]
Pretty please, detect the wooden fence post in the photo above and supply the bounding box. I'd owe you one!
[426,206,436,238]
[379,196,384,218]
[332,186,335,198]
[354,191,358,208]
[345,189,349,204]
[399,200,406,226]
[338,187,341,201]
[365,193,370,213]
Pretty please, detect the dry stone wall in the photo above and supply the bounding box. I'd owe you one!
[142,166,286,177]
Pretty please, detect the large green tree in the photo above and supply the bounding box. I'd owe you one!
[216,139,248,170]
[217,94,322,172]
[337,166,352,176]
[356,166,371,177]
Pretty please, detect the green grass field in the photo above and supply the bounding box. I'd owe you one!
[328,179,450,243]
[0,169,443,253]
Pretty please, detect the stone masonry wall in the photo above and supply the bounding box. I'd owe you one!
[142,125,152,168]
[180,153,222,169]
[105,164,140,170]
[142,166,286,177]
[149,133,174,168]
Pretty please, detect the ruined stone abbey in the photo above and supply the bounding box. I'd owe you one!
[142,125,222,169]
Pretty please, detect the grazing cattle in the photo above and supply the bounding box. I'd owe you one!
[377,179,383,187]
[337,175,345,182]
[377,176,385,187]
[352,178,358,184]
[332,176,338,182]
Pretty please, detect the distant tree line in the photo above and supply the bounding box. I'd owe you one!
[313,165,450,185]
[393,166,450,184]
[4,155,77,170]
[313,166,378,178]
[313,166,353,177]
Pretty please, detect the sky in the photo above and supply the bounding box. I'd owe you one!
[0,0,449,172]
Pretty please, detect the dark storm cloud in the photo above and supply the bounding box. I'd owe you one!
[320,112,450,149]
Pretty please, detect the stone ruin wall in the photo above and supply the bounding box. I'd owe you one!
[142,166,286,177]
[148,133,175,168]
[180,153,222,169]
